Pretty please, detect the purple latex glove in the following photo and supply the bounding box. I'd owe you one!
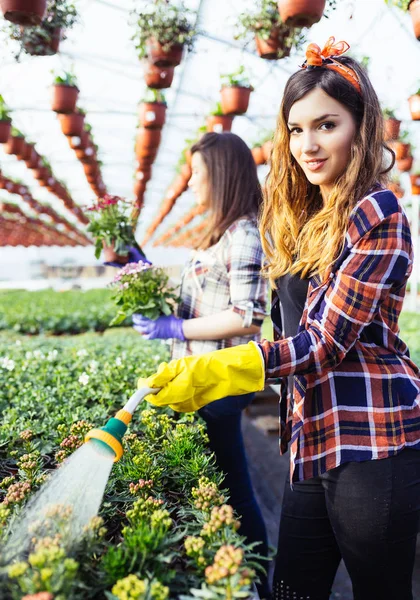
[132,314,185,341]
[104,246,151,267]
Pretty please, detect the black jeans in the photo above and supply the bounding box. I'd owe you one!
[273,449,420,600]
[199,393,270,598]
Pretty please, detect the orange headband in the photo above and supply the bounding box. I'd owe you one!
[301,36,361,94]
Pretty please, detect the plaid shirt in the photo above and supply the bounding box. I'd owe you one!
[172,217,268,359]
[258,188,420,482]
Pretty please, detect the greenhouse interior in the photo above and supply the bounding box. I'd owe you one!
[1,0,420,598]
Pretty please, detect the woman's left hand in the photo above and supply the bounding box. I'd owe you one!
[132,314,185,341]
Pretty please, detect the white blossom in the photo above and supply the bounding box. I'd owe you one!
[115,357,122,367]
[77,349,88,358]
[89,360,98,373]
[78,373,90,386]
[1,357,15,371]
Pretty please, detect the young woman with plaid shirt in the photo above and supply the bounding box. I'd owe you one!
[133,132,270,598]
[142,38,420,599]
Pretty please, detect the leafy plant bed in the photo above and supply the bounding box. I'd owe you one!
[0,330,262,598]
[0,289,131,334]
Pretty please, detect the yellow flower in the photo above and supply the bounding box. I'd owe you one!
[7,561,28,578]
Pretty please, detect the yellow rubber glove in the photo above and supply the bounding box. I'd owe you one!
[138,342,265,412]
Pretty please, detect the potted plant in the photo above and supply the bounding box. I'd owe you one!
[51,69,79,113]
[388,175,405,198]
[382,107,401,140]
[138,89,167,129]
[251,145,265,165]
[236,0,304,60]
[4,126,24,156]
[408,83,420,120]
[385,1,420,40]
[411,172,420,195]
[0,94,12,143]
[206,103,234,133]
[277,0,336,27]
[132,0,197,67]
[220,66,254,115]
[86,194,137,263]
[0,0,46,25]
[143,62,175,89]
[58,107,85,136]
[392,129,412,160]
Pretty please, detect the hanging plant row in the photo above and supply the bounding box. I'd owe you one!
[152,204,206,247]
[1,0,78,60]
[385,0,420,41]
[0,208,80,247]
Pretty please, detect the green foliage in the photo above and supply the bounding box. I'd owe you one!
[384,0,411,10]
[52,69,78,87]
[220,66,253,90]
[110,263,180,324]
[132,0,198,60]
[10,126,22,137]
[210,103,224,116]
[141,89,167,105]
[0,288,129,334]
[0,95,12,122]
[382,107,397,120]
[399,128,412,143]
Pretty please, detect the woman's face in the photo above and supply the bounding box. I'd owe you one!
[189,152,210,208]
[287,87,357,199]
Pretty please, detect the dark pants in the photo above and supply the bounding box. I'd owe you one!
[273,448,420,600]
[199,393,270,598]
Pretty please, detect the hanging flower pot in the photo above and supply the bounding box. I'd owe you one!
[221,86,252,115]
[134,179,147,199]
[102,241,129,265]
[392,141,411,161]
[51,84,79,113]
[58,111,85,136]
[384,118,401,141]
[180,163,192,181]
[146,37,184,67]
[83,163,98,177]
[251,145,265,165]
[409,0,420,40]
[206,114,233,133]
[277,0,326,27]
[32,166,49,181]
[136,166,152,184]
[0,120,11,144]
[0,0,46,25]
[255,25,293,60]
[408,93,420,120]
[262,139,273,162]
[138,101,167,129]
[68,130,89,150]
[135,144,159,162]
[397,156,413,173]
[410,173,420,195]
[136,127,162,150]
[144,62,175,89]
[4,133,25,156]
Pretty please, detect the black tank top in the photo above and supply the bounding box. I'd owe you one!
[276,273,309,338]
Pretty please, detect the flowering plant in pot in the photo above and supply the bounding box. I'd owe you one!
[0,94,12,143]
[109,262,180,325]
[220,66,254,115]
[132,0,197,67]
[51,69,79,113]
[385,0,420,40]
[408,83,420,121]
[86,194,137,263]
[382,107,401,141]
[235,0,304,60]
[138,89,167,129]
[206,103,234,133]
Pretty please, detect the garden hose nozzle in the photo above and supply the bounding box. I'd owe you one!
[84,387,159,462]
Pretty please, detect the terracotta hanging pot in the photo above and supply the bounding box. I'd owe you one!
[83,163,98,177]
[0,0,46,25]
[384,118,401,141]
[262,140,273,162]
[409,0,420,40]
[135,144,158,161]
[58,112,85,136]
[32,166,49,181]
[278,0,326,27]
[180,163,192,181]
[51,84,79,114]
[136,166,152,184]
[68,130,89,150]
[251,146,265,165]
[25,147,40,169]
[144,62,175,89]
[0,120,11,144]
[4,134,25,156]
[206,115,234,133]
[410,173,420,195]
[392,141,410,161]
[102,241,129,264]
[138,102,166,129]
[397,156,413,173]
[134,179,147,198]
[136,127,162,150]
[408,94,420,120]
[220,86,252,115]
[185,148,192,166]
[19,141,34,162]
[255,26,292,60]
[146,37,184,67]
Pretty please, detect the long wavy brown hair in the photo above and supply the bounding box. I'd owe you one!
[260,56,394,286]
[191,132,262,249]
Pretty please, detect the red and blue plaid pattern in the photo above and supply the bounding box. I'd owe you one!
[259,189,420,482]
[173,218,268,359]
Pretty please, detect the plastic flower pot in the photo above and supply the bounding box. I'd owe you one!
[409,0,420,40]
[58,112,85,136]
[0,0,46,25]
[135,143,158,161]
[136,127,162,150]
[136,166,152,183]
[0,120,11,143]
[134,179,147,197]
[397,156,413,172]
[206,115,233,133]
[278,0,326,27]
[252,146,265,165]
[408,94,420,120]
[146,37,184,67]
[83,163,98,177]
[220,86,252,115]
[51,84,79,113]
[411,173,420,195]
[144,62,175,89]
[102,241,129,264]
[25,147,40,169]
[262,139,273,162]
[255,27,291,60]
[4,134,25,156]
[392,141,410,161]
[68,130,89,150]
[384,118,401,141]
[138,102,166,129]
[32,166,49,181]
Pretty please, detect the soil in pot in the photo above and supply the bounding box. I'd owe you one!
[144,62,175,89]
[220,86,252,115]
[146,37,184,67]
[52,84,79,113]
[0,120,11,143]
[138,102,166,129]
[0,0,46,25]
[278,0,326,27]
[206,115,234,133]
